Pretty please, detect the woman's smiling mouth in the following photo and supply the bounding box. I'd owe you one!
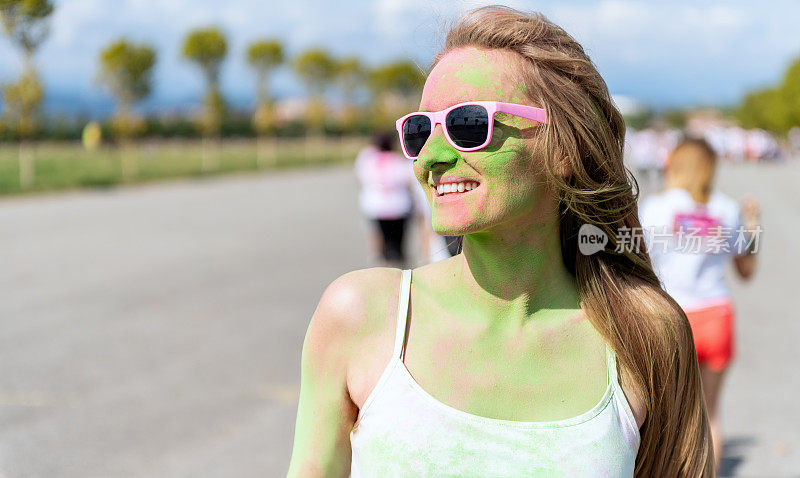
[432,176,481,197]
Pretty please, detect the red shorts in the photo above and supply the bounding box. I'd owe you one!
[684,299,735,372]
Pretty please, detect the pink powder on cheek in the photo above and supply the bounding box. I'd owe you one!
[436,202,471,225]
[434,193,486,228]
[473,189,487,211]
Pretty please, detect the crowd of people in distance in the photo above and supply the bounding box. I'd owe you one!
[625,125,786,187]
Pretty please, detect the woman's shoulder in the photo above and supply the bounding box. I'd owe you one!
[310,261,455,339]
[707,191,741,221]
[309,267,406,344]
[639,189,676,218]
[330,266,408,298]
[641,188,690,207]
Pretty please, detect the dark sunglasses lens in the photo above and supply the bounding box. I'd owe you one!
[446,105,490,149]
[402,115,431,158]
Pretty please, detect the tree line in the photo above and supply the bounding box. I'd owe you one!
[735,56,800,134]
[0,0,425,143]
[2,0,797,143]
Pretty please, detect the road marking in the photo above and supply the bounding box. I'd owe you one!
[0,390,49,407]
[256,383,299,405]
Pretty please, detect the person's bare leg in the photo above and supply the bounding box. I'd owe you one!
[700,366,727,471]
[369,228,385,266]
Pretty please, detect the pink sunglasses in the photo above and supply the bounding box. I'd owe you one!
[395,101,548,160]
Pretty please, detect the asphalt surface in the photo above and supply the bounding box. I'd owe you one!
[0,161,797,477]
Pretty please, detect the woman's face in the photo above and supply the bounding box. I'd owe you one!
[413,46,551,237]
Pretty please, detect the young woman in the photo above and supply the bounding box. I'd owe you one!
[289,7,712,477]
[639,138,760,470]
[354,131,416,267]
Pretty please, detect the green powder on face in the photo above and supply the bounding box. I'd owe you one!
[453,66,508,100]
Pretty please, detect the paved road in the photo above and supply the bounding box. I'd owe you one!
[0,161,797,477]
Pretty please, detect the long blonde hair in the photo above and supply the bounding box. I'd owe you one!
[435,7,713,476]
[666,138,717,203]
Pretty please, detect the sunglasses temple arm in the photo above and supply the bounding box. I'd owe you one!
[496,103,548,124]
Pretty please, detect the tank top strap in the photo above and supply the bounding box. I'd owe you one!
[605,342,618,387]
[392,269,412,361]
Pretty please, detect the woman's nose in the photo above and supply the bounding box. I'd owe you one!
[417,124,460,170]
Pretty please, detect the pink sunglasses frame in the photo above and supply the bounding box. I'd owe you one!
[395,100,548,160]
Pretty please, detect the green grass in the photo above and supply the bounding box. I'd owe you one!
[0,137,368,195]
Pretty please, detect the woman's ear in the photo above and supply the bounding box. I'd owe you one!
[547,143,572,179]
[556,156,573,178]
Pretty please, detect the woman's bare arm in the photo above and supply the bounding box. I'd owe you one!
[287,275,364,477]
[733,194,760,281]
[733,253,756,280]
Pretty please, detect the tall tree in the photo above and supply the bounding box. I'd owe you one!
[0,0,52,70]
[293,48,336,134]
[181,27,228,172]
[335,56,365,131]
[246,39,283,167]
[98,39,156,140]
[1,70,41,136]
[736,88,789,133]
[780,57,800,129]
[736,54,800,134]
[368,61,425,98]
[97,39,156,181]
[247,39,283,108]
[367,60,425,128]
[0,0,54,189]
[181,27,228,138]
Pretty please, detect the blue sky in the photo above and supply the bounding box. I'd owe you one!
[0,0,798,115]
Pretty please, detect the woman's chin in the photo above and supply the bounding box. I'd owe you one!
[433,222,475,236]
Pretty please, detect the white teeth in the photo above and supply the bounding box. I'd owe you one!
[436,181,480,195]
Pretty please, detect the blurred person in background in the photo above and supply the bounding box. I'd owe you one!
[639,137,761,471]
[289,7,713,477]
[354,131,416,268]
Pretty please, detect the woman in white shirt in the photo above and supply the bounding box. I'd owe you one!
[639,137,760,469]
[354,132,416,267]
[290,7,713,476]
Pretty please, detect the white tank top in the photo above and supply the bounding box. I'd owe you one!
[350,270,640,477]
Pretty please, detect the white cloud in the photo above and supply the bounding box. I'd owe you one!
[0,0,798,110]
[541,1,800,105]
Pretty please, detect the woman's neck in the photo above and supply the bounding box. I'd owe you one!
[448,215,581,329]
